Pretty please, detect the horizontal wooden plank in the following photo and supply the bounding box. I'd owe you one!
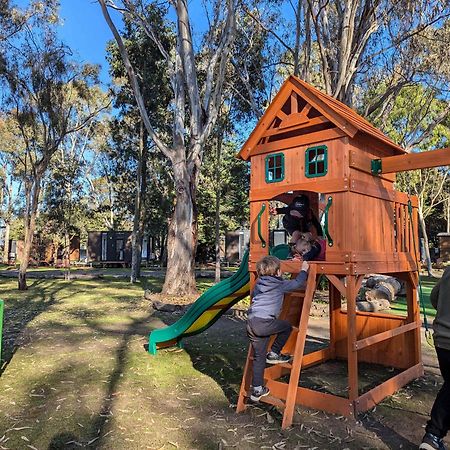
[249,178,349,201]
[379,147,450,174]
[339,309,407,321]
[296,387,353,417]
[350,178,418,206]
[354,322,419,351]
[352,259,417,275]
[265,379,353,417]
[349,150,395,182]
[253,127,347,155]
[349,251,416,263]
[302,347,332,369]
[355,363,424,413]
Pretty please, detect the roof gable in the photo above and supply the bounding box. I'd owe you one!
[238,76,405,161]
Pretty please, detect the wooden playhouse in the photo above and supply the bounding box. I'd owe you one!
[236,75,450,428]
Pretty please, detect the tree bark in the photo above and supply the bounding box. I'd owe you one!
[418,207,433,277]
[447,198,450,234]
[214,135,222,284]
[3,221,10,264]
[18,179,41,290]
[162,158,198,295]
[130,121,147,283]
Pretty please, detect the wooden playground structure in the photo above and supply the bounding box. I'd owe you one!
[236,76,450,428]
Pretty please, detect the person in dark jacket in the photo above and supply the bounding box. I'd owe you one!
[270,194,323,240]
[420,267,450,450]
[270,195,323,260]
[247,255,309,401]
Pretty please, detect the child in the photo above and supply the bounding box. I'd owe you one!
[269,195,323,244]
[246,255,309,401]
[291,233,326,261]
[420,267,450,450]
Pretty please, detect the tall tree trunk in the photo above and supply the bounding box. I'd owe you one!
[214,134,222,284]
[3,221,10,264]
[162,159,197,295]
[418,207,433,277]
[18,180,40,290]
[130,121,147,283]
[447,198,450,234]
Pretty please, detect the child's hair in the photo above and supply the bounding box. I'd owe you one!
[256,255,280,277]
[294,238,312,256]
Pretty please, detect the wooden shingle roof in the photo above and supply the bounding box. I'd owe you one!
[238,75,406,161]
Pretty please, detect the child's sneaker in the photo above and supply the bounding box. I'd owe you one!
[250,385,270,402]
[266,351,292,364]
[419,433,447,450]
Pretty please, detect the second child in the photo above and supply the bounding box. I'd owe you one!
[247,255,309,401]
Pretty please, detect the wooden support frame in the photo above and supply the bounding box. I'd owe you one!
[237,265,422,426]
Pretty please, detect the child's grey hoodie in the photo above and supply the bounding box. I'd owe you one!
[247,270,308,320]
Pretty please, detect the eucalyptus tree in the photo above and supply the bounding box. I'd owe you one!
[98,0,238,295]
[0,12,109,290]
[105,6,172,282]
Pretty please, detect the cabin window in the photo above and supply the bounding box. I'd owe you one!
[305,145,328,178]
[265,153,285,183]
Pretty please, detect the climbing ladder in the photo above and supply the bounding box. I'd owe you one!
[237,265,318,429]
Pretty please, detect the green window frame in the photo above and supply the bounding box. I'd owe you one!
[305,145,328,178]
[265,153,285,183]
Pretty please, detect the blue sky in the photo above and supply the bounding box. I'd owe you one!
[58,0,113,85]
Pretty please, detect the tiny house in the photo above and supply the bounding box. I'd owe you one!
[87,231,154,266]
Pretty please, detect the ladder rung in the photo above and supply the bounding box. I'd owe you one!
[260,395,286,408]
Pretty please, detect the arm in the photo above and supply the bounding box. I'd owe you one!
[309,214,323,237]
[281,267,309,293]
[430,279,441,310]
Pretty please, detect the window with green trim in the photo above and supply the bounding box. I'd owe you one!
[305,145,328,178]
[265,153,285,183]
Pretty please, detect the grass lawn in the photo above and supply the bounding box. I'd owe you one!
[0,276,446,449]
[390,275,438,318]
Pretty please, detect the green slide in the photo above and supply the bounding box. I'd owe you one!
[148,250,250,355]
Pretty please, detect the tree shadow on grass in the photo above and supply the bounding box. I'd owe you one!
[0,279,72,376]
[360,413,417,449]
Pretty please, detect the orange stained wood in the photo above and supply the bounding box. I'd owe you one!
[377,147,450,174]
[249,137,348,192]
[238,75,405,161]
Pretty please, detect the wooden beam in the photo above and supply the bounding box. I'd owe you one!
[253,127,347,155]
[355,363,424,413]
[354,321,419,351]
[375,147,450,174]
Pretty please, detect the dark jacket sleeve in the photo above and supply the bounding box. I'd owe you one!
[276,207,290,215]
[430,278,441,310]
[280,270,308,293]
[309,214,323,237]
[303,241,321,261]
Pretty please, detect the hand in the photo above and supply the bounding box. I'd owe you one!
[302,260,309,272]
[269,205,277,216]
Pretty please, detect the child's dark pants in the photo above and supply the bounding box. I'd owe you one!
[246,317,292,387]
[426,347,450,438]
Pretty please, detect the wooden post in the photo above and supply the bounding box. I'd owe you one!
[346,275,358,413]
[329,284,341,359]
[282,264,317,429]
[236,346,253,412]
[406,272,422,367]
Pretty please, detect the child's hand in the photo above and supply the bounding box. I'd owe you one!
[269,205,277,216]
[302,261,309,272]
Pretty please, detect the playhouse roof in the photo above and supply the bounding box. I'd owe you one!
[238,76,406,161]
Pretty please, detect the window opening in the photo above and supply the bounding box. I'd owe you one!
[265,153,285,183]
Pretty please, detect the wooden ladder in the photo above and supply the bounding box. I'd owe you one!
[236,265,318,429]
